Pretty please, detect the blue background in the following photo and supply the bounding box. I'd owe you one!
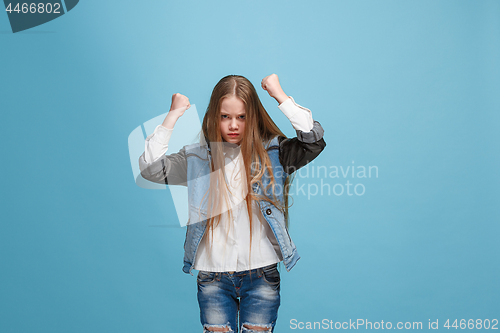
[1,0,499,332]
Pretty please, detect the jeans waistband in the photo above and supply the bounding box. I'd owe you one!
[221,263,278,276]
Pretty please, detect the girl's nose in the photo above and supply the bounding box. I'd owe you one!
[229,119,238,130]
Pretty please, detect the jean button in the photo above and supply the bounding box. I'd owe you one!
[266,208,272,215]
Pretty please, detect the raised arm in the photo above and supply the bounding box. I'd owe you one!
[138,93,191,185]
[261,74,326,174]
[161,93,191,130]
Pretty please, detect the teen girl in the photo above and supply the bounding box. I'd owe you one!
[139,74,326,333]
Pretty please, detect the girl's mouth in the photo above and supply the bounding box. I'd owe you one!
[228,133,239,137]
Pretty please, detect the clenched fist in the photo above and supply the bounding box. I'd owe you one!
[261,74,289,104]
[162,93,190,129]
[170,93,191,116]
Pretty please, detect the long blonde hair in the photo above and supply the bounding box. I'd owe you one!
[200,75,294,263]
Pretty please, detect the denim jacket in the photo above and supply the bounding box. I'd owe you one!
[139,121,326,275]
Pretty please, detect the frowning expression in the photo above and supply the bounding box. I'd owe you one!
[220,96,246,145]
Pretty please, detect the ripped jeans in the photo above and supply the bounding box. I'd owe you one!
[197,263,281,333]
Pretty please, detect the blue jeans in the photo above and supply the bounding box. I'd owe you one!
[197,263,281,333]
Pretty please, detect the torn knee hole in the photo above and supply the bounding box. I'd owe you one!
[242,323,272,331]
[204,324,232,332]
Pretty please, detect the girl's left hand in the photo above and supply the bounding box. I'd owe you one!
[261,74,289,104]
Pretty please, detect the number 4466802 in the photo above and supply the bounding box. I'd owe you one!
[444,319,498,330]
[5,2,61,14]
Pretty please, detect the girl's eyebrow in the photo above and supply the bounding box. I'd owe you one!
[220,112,246,116]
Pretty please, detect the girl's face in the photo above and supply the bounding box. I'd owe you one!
[219,96,246,145]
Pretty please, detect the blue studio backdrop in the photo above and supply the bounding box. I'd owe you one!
[1,1,499,332]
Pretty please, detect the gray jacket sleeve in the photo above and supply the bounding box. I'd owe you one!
[138,147,188,186]
[278,120,326,175]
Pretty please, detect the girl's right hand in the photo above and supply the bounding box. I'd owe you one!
[169,93,191,118]
[162,93,190,129]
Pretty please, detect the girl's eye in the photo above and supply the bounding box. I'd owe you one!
[221,114,245,119]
